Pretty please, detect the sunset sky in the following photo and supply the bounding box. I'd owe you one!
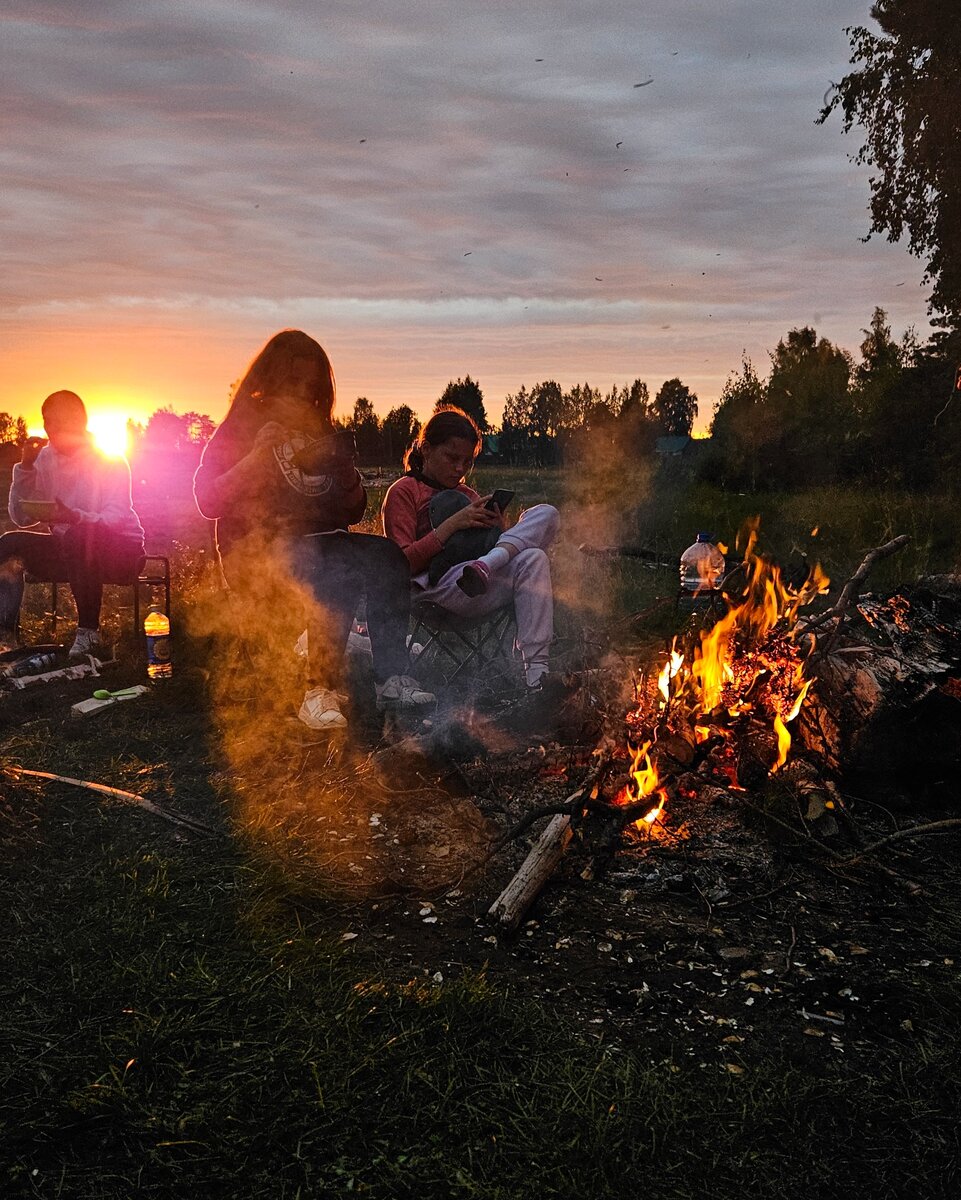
[2,0,930,437]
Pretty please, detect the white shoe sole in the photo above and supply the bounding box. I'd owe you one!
[298,707,348,732]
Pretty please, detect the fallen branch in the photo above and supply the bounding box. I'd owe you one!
[8,767,216,836]
[488,813,573,932]
[802,535,911,647]
[841,818,961,864]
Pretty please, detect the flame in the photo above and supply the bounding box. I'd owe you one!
[657,642,684,703]
[617,741,668,833]
[772,714,791,772]
[639,518,828,782]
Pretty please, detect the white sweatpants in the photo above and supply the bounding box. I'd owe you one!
[415,503,559,669]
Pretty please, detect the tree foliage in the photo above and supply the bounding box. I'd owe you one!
[652,378,698,437]
[380,405,421,464]
[438,376,488,431]
[709,356,768,490]
[819,2,961,322]
[0,413,28,444]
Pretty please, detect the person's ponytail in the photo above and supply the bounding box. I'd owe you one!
[404,444,425,477]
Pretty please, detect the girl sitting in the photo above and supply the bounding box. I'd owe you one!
[382,408,559,690]
[194,329,433,732]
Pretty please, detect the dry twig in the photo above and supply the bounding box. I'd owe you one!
[8,767,216,835]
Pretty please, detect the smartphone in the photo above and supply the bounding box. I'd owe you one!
[486,489,515,512]
[292,430,357,473]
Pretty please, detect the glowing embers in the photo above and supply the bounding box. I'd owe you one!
[626,519,829,818]
[614,741,669,838]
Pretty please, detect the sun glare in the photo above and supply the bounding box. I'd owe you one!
[88,411,131,458]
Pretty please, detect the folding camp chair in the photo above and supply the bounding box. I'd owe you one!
[408,599,517,685]
[27,554,171,638]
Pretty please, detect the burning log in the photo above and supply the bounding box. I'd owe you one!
[487,761,668,930]
[798,575,961,788]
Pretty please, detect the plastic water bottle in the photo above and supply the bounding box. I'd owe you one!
[144,606,173,679]
[2,652,59,679]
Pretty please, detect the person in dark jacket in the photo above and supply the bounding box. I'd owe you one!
[193,329,431,732]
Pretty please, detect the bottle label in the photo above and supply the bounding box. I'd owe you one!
[146,635,171,664]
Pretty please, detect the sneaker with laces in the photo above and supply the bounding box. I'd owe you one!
[375,674,435,710]
[456,560,491,598]
[298,686,349,731]
[68,627,103,660]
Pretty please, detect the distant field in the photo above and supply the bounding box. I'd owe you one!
[3,461,957,648]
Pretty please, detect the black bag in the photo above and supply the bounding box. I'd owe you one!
[426,490,500,586]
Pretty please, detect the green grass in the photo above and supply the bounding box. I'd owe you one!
[3,466,961,1198]
[3,754,958,1200]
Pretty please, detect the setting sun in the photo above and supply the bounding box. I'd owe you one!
[87,411,131,458]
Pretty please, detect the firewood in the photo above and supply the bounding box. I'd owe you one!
[799,581,961,783]
[487,813,573,932]
[802,534,911,646]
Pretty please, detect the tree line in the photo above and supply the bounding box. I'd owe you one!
[2,306,958,494]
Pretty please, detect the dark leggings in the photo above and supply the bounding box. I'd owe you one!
[223,531,412,687]
[0,527,145,632]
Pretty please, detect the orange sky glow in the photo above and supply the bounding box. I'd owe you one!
[2,1,931,451]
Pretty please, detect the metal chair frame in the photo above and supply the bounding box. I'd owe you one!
[29,555,171,637]
[409,600,517,684]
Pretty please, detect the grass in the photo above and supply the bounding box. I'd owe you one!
[3,747,959,1199]
[2,465,961,1197]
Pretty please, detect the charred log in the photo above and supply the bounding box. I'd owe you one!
[800,576,961,795]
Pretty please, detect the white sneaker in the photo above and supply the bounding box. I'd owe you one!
[298,686,348,731]
[68,627,103,660]
[375,674,435,710]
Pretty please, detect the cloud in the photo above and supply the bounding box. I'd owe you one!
[0,0,930,424]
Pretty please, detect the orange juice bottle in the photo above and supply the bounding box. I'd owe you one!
[144,606,173,679]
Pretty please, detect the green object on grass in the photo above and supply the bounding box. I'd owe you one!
[92,687,141,700]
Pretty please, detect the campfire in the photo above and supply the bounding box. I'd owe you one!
[489,528,961,932]
[617,518,830,829]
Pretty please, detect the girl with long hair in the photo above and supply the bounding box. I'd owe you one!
[382,407,559,690]
[194,330,433,731]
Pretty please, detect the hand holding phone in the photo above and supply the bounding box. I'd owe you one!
[292,430,358,473]
[20,436,47,468]
[485,489,515,513]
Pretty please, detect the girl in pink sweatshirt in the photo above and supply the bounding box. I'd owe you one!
[382,408,559,689]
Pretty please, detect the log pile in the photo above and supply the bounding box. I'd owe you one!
[486,538,961,929]
[799,574,961,786]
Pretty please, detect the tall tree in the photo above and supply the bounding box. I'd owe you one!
[652,378,698,437]
[709,356,768,490]
[142,408,188,453]
[0,412,29,444]
[347,397,382,464]
[437,376,488,430]
[182,412,217,446]
[614,379,650,421]
[380,405,420,466]
[765,327,854,483]
[856,306,903,386]
[819,2,961,326]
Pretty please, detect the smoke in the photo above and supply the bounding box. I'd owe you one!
[551,425,654,623]
[186,536,497,897]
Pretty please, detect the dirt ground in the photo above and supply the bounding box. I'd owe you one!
[3,644,959,1088]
